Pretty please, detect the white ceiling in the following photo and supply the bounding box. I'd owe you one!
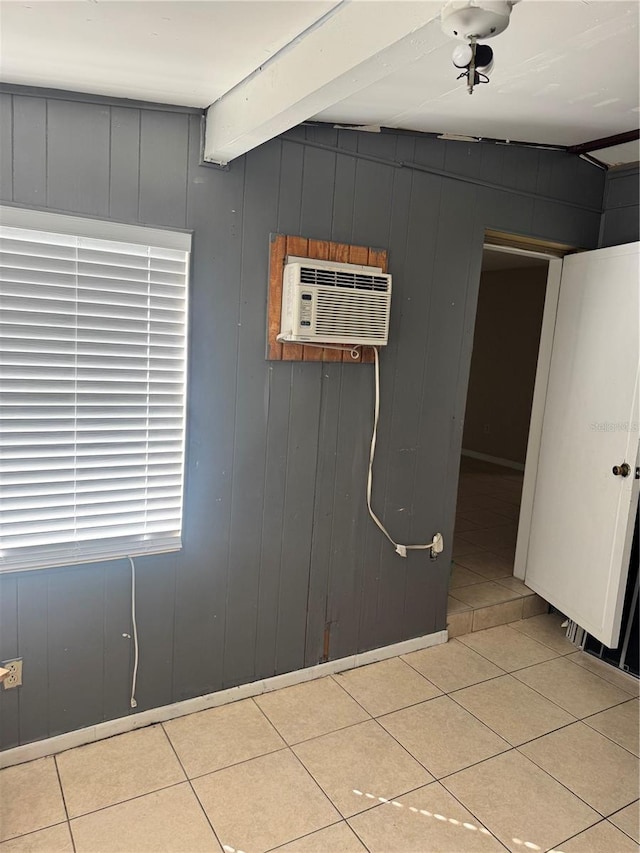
[0,0,638,156]
[0,1,338,106]
[314,1,640,147]
[592,139,640,166]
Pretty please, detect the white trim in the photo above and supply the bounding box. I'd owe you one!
[482,243,564,261]
[461,449,525,472]
[0,629,447,768]
[514,257,563,581]
[0,204,192,251]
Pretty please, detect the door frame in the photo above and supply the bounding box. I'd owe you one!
[475,241,566,582]
[513,254,563,581]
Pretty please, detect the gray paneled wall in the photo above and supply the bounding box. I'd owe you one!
[599,164,640,247]
[0,88,605,749]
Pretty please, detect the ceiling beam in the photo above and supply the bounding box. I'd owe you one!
[567,129,640,155]
[203,2,447,165]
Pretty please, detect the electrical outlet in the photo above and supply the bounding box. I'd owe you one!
[483,423,491,434]
[430,532,444,560]
[1,658,23,689]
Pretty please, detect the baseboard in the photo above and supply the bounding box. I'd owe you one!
[461,449,525,472]
[0,628,448,769]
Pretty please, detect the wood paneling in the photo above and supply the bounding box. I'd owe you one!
[139,110,189,227]
[109,107,141,222]
[0,94,13,201]
[266,234,388,364]
[0,575,18,748]
[47,100,110,217]
[12,96,47,206]
[223,140,282,688]
[0,89,608,750]
[600,166,640,248]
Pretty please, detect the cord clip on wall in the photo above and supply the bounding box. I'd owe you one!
[367,347,444,560]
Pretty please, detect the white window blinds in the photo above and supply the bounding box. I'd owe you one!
[0,208,190,573]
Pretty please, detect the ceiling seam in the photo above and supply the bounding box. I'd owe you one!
[282,135,603,214]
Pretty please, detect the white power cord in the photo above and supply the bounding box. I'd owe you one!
[367,347,444,559]
[128,556,139,708]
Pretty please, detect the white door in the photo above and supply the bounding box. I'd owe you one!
[524,242,639,648]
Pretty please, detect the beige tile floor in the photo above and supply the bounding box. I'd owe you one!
[448,457,548,637]
[2,618,639,853]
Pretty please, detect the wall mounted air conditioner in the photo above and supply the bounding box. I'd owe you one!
[277,257,392,346]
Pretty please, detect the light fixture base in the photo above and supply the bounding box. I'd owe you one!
[441,0,516,42]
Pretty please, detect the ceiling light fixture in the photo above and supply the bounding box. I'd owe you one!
[441,0,519,94]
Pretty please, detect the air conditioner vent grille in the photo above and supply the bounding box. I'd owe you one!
[300,266,389,292]
[315,291,389,341]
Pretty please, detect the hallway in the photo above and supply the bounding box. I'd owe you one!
[448,456,545,637]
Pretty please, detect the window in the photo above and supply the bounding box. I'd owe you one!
[0,207,190,573]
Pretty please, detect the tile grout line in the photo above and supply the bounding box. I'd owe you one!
[38,666,635,844]
[346,779,511,852]
[439,759,602,851]
[443,680,580,752]
[248,693,320,745]
[510,743,636,823]
[255,668,474,824]
[445,436,573,847]
[453,622,637,694]
[333,663,447,718]
[579,698,640,760]
[453,628,565,672]
[399,651,509,692]
[6,622,636,851]
[507,661,638,720]
[249,694,361,823]
[441,682,638,778]
[447,588,532,610]
[332,645,638,833]
[291,696,520,799]
[174,743,292,784]
[52,754,76,853]
[350,652,611,790]
[158,722,227,853]
[323,672,459,787]
[264,668,442,824]
[607,799,640,845]
[412,782,512,853]
[378,717,514,786]
[262,819,364,853]
[1,819,70,847]
[287,748,363,836]
[566,655,640,696]
[320,673,528,808]
[58,779,187,822]
[553,815,635,851]
[186,709,374,853]
[165,695,371,852]
[250,664,509,836]
[252,686,374,750]
[341,821,375,853]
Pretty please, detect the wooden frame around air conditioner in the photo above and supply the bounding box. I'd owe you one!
[266,233,388,363]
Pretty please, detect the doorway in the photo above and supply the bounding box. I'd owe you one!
[448,245,553,637]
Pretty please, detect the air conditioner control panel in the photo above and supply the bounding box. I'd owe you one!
[299,292,313,327]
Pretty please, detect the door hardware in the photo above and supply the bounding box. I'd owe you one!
[612,463,631,477]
